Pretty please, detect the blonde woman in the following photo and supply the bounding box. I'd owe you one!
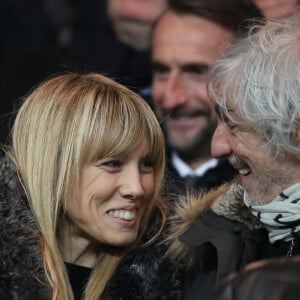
[0,73,182,299]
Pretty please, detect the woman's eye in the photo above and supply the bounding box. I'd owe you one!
[101,160,122,169]
[140,160,154,172]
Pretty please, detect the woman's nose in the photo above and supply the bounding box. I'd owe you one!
[119,168,145,199]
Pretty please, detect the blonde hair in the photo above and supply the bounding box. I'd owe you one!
[11,73,166,299]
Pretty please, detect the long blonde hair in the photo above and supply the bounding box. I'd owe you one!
[11,73,166,299]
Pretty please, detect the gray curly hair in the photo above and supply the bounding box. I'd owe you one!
[208,12,300,158]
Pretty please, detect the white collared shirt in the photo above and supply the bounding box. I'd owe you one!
[171,152,218,178]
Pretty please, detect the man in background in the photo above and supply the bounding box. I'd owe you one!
[151,0,261,193]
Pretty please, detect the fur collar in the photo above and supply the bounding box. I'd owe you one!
[0,155,50,298]
[166,182,264,266]
[0,155,183,299]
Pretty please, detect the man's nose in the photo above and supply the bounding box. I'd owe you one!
[211,123,232,158]
[162,73,188,110]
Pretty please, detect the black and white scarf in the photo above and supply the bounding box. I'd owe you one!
[244,183,300,244]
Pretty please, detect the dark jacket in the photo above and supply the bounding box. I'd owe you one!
[103,241,183,300]
[169,182,300,300]
[168,183,267,300]
[0,155,183,299]
[209,255,300,300]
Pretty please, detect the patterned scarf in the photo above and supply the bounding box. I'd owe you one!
[244,183,300,244]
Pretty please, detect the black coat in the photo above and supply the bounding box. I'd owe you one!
[209,255,300,300]
[169,182,300,300]
[0,155,183,299]
[102,243,183,300]
[167,183,267,300]
[181,211,267,299]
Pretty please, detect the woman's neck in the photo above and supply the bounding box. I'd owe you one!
[58,217,99,268]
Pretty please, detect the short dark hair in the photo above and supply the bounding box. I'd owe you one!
[168,0,263,36]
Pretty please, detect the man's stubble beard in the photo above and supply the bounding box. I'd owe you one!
[167,118,217,163]
[244,168,292,206]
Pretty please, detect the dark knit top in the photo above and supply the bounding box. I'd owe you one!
[65,262,92,300]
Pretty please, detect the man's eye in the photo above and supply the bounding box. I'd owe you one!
[185,70,207,80]
[226,122,237,131]
[152,63,170,80]
[182,65,208,82]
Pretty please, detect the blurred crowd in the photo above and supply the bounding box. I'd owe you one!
[0,0,298,144]
[0,0,166,143]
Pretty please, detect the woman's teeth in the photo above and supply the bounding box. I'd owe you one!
[107,210,136,220]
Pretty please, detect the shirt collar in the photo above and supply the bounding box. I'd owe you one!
[171,152,218,178]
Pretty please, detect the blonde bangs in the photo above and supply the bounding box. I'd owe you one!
[80,85,165,178]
